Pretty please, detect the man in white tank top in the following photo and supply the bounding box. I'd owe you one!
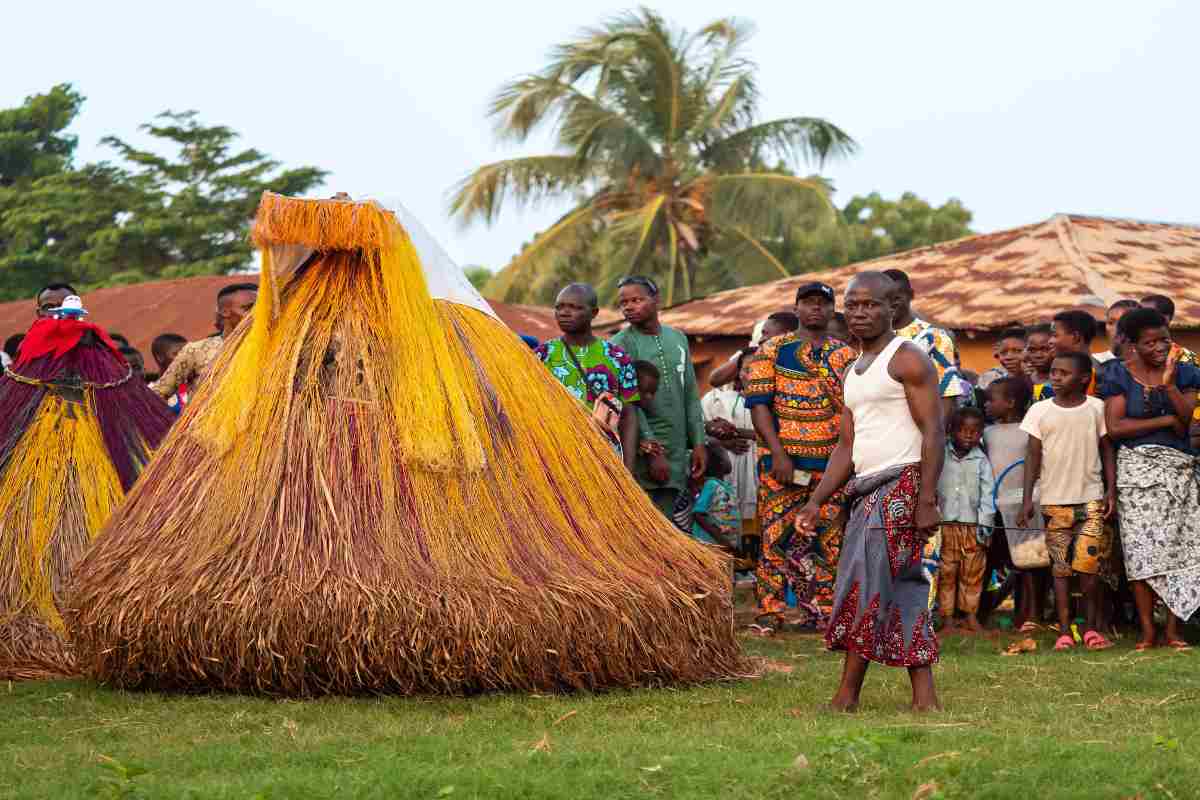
[796,271,946,713]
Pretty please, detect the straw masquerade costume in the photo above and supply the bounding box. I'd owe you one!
[0,298,172,680]
[67,193,741,696]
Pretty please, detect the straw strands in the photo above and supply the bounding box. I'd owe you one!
[0,328,173,679]
[65,193,743,696]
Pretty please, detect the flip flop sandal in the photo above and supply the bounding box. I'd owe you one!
[1083,630,1113,651]
[1166,639,1192,651]
[1054,634,1075,651]
[1134,641,1155,652]
[747,623,777,638]
[1018,621,1042,633]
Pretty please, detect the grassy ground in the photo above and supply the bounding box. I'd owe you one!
[4,620,1199,799]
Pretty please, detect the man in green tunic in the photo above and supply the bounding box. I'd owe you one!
[611,276,707,516]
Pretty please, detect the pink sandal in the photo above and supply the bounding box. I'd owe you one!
[1054,634,1075,651]
[1083,630,1113,651]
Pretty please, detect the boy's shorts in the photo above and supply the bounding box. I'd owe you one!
[1042,500,1108,578]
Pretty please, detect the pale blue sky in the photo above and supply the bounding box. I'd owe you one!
[4,1,1196,271]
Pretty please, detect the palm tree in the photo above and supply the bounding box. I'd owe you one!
[449,8,856,306]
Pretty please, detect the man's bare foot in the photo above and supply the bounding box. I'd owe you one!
[828,694,860,713]
[911,698,943,713]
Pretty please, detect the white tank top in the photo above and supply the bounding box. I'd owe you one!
[845,336,924,478]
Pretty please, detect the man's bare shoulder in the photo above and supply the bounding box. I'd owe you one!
[889,340,936,382]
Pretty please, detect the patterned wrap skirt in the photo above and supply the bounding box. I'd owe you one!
[1117,444,1200,621]
[825,463,939,667]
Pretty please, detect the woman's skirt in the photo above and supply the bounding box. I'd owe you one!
[1117,444,1200,621]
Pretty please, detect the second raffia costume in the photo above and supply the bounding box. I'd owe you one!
[66,193,742,696]
[0,300,172,679]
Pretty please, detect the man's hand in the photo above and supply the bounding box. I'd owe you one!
[769,450,794,485]
[705,419,737,440]
[690,445,708,479]
[648,453,670,484]
[795,502,820,536]
[1016,498,1035,528]
[724,436,751,454]
[915,495,940,534]
[1104,489,1117,520]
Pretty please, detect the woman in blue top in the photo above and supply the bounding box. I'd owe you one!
[1099,308,1200,651]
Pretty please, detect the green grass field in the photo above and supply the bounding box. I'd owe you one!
[4,622,1198,800]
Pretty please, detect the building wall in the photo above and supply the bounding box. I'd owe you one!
[687,330,1200,393]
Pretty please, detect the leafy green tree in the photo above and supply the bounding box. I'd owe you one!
[0,90,327,301]
[454,8,855,306]
[783,192,973,273]
[88,111,326,282]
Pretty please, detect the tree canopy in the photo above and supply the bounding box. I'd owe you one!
[0,85,326,302]
[451,8,856,306]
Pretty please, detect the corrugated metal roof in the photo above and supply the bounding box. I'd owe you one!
[642,214,1200,335]
[0,275,602,357]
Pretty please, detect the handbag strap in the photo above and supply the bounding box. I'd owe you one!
[562,339,595,402]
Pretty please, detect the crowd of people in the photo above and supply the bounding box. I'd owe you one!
[10,267,1197,704]
[13,281,261,414]
[531,269,1200,678]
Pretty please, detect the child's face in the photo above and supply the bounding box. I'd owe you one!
[638,374,659,412]
[996,337,1026,375]
[952,417,984,453]
[1051,321,1083,356]
[760,321,788,342]
[985,384,1014,421]
[1025,332,1053,372]
[1049,356,1089,396]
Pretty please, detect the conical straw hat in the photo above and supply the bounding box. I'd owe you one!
[65,193,742,696]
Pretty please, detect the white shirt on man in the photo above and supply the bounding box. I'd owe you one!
[845,336,924,478]
[1019,396,1106,505]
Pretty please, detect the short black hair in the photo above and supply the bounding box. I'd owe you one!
[633,360,660,382]
[559,282,599,310]
[1052,310,1098,345]
[151,333,187,361]
[37,282,78,300]
[704,438,732,478]
[949,406,985,433]
[616,276,659,297]
[1140,294,1175,320]
[765,311,800,332]
[1117,307,1169,345]
[1109,298,1140,313]
[997,327,1026,344]
[1053,350,1094,376]
[118,346,143,362]
[882,268,912,295]
[218,282,258,301]
[3,334,24,360]
[1026,323,1052,338]
[108,332,130,348]
[989,375,1033,415]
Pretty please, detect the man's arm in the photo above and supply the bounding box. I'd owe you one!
[751,405,793,485]
[794,406,855,534]
[149,344,194,399]
[892,343,945,531]
[619,407,638,472]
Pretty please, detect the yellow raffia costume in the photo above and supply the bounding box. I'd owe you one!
[65,193,742,696]
[0,319,172,679]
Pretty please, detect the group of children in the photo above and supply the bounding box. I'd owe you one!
[935,309,1153,651]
